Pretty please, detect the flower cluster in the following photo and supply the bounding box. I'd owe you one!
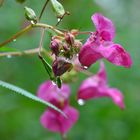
[37,13,132,136]
[37,81,79,135]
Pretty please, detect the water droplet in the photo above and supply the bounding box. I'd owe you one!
[83,66,88,69]
[6,55,12,58]
[13,39,16,42]
[78,99,85,106]
[57,18,61,22]
[31,20,35,24]
[76,54,79,57]
[52,81,56,86]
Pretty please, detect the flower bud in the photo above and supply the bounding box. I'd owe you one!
[64,32,75,46]
[73,40,82,53]
[50,0,65,19]
[50,38,61,56]
[52,58,73,77]
[24,7,37,24]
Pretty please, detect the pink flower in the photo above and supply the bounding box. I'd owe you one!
[37,80,79,134]
[79,13,132,68]
[37,80,70,107]
[40,105,79,134]
[77,62,125,109]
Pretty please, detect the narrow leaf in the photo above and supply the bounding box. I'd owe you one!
[39,55,55,81]
[0,80,66,117]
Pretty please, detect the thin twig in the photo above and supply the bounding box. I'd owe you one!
[38,28,45,56]
[0,48,40,57]
[0,25,32,47]
[0,23,64,48]
[39,0,49,20]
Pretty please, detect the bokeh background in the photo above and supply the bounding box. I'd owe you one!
[0,0,140,140]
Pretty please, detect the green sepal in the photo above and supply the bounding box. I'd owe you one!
[56,76,62,88]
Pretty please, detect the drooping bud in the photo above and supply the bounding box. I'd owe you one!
[52,58,73,77]
[50,0,65,19]
[24,7,37,24]
[50,38,61,56]
[64,32,75,46]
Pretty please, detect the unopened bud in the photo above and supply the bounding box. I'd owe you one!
[50,38,61,56]
[50,0,65,19]
[74,40,82,48]
[73,40,83,53]
[71,29,79,36]
[24,7,37,24]
[52,58,73,76]
[64,32,75,46]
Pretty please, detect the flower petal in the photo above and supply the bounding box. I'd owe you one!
[106,88,125,109]
[37,80,70,104]
[40,106,79,134]
[78,63,107,100]
[92,13,115,41]
[79,43,103,67]
[100,44,133,68]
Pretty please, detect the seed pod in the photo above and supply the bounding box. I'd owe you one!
[24,7,37,24]
[52,58,73,77]
[50,0,65,19]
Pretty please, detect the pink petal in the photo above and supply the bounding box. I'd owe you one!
[106,88,125,109]
[77,63,125,109]
[79,43,103,67]
[40,106,79,134]
[37,80,70,104]
[92,13,115,41]
[78,63,107,100]
[100,44,133,68]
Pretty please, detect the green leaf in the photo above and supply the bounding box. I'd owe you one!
[0,80,66,117]
[50,0,65,19]
[39,55,55,81]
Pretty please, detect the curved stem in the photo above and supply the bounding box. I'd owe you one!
[0,25,32,47]
[0,22,64,48]
[33,23,64,35]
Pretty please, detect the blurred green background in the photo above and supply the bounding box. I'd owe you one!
[0,0,140,140]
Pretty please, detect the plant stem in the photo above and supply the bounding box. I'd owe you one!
[33,23,64,35]
[39,0,49,20]
[0,48,40,57]
[0,25,32,48]
[38,28,45,56]
[0,22,64,48]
